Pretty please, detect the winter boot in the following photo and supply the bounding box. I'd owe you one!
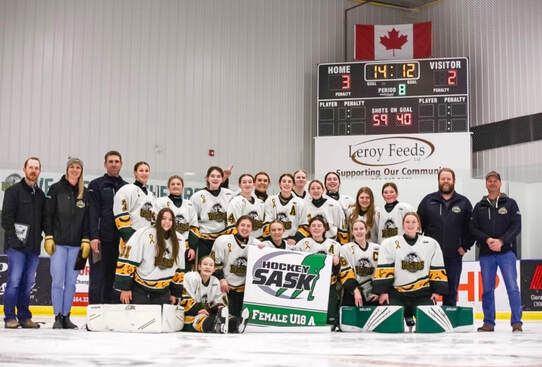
[62,313,78,329]
[53,314,64,329]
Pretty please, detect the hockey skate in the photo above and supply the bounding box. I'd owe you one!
[405,317,416,332]
[213,306,229,334]
[237,308,250,334]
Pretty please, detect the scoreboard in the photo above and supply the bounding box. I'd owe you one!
[317,57,469,136]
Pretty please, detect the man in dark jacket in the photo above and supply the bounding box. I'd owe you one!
[470,171,522,332]
[418,168,473,306]
[87,151,127,304]
[1,157,45,328]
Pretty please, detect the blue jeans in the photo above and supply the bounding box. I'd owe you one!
[50,245,80,315]
[479,251,522,326]
[3,248,40,322]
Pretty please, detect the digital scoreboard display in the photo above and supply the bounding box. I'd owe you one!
[317,57,469,135]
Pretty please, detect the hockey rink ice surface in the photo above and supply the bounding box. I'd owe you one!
[1,317,541,367]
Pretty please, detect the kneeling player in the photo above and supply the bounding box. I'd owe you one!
[373,212,448,326]
[114,208,185,305]
[181,256,248,333]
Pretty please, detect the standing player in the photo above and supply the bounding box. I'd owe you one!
[226,174,265,238]
[190,166,234,260]
[417,168,473,306]
[373,212,448,327]
[254,172,271,202]
[155,175,199,262]
[292,170,308,199]
[210,216,263,317]
[300,180,347,244]
[347,187,380,243]
[263,174,308,246]
[376,182,413,243]
[324,172,353,216]
[340,219,379,307]
[181,256,248,333]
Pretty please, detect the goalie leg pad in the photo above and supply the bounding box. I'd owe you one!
[339,306,404,333]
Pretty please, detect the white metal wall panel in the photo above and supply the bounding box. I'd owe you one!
[0,0,350,182]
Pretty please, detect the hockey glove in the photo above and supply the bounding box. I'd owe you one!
[44,236,56,256]
[80,238,91,259]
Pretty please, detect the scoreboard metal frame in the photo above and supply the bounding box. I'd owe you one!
[317,57,469,136]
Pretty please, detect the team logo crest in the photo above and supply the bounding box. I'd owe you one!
[498,208,508,215]
[175,214,189,232]
[276,213,292,229]
[401,252,424,272]
[140,202,154,221]
[208,204,226,221]
[356,258,375,276]
[76,200,85,208]
[1,173,21,191]
[230,256,248,275]
[452,206,461,213]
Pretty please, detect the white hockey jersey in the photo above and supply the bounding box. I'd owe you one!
[182,271,227,306]
[261,239,295,251]
[210,234,263,288]
[373,234,447,297]
[340,241,380,299]
[324,193,354,217]
[114,227,186,296]
[190,188,234,237]
[376,202,414,243]
[113,183,156,242]
[263,195,308,239]
[304,198,347,243]
[346,207,381,244]
[226,194,265,238]
[155,196,199,239]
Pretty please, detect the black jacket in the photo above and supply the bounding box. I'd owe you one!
[1,179,46,254]
[88,174,127,243]
[417,191,474,258]
[44,175,89,247]
[469,194,521,256]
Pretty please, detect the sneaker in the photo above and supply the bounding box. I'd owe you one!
[4,319,20,329]
[477,323,494,332]
[213,306,229,334]
[53,314,64,329]
[20,319,40,329]
[512,323,523,332]
[237,308,250,334]
[62,314,78,329]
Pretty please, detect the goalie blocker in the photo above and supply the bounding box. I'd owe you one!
[87,304,184,332]
[339,305,473,333]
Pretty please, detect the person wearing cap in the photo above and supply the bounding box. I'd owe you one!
[470,171,522,332]
[1,157,46,329]
[417,168,474,306]
[44,157,90,329]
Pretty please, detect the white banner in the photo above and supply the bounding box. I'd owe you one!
[244,246,332,327]
[315,132,471,181]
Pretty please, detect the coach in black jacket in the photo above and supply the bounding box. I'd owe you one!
[417,168,473,306]
[1,157,45,328]
[87,151,127,304]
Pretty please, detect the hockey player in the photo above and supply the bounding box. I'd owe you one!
[254,171,271,202]
[210,216,263,317]
[113,161,156,258]
[347,187,380,243]
[263,173,308,246]
[340,219,379,307]
[292,170,308,199]
[114,208,185,305]
[299,180,347,244]
[226,174,265,238]
[373,212,448,326]
[155,175,199,262]
[261,220,294,250]
[181,256,249,333]
[294,216,356,326]
[190,166,234,260]
[324,172,353,216]
[376,182,414,243]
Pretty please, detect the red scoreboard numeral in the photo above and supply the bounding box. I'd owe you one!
[448,70,457,86]
[372,114,388,126]
[341,74,351,90]
[396,113,412,125]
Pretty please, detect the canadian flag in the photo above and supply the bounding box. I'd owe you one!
[355,22,431,60]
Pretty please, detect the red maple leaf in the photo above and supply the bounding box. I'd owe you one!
[380,28,408,56]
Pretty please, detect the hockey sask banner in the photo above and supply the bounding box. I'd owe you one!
[314,132,471,181]
[243,246,332,328]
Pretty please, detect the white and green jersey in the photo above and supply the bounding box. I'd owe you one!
[294,237,340,257]
[305,198,347,243]
[227,194,265,238]
[190,188,234,236]
[113,183,156,241]
[114,227,185,296]
[261,239,295,251]
[376,202,414,243]
[182,271,226,306]
[340,241,379,299]
[155,196,198,238]
[264,194,308,239]
[373,234,447,297]
[346,207,381,244]
[210,234,263,288]
[325,193,354,217]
